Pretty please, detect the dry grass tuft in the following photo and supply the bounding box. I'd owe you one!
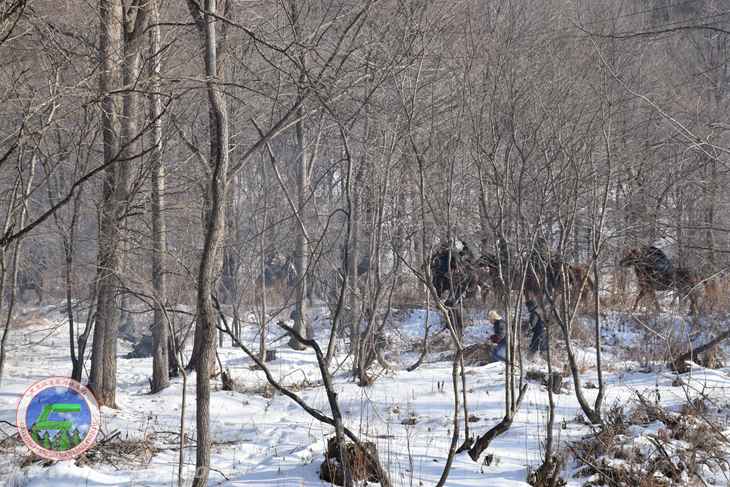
[70,430,158,469]
[570,394,730,486]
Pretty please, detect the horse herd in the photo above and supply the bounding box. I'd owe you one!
[4,244,710,318]
[247,243,709,317]
[430,241,710,316]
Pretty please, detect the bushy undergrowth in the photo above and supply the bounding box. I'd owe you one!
[570,394,730,486]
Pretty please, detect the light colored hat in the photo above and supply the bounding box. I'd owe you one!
[488,310,502,321]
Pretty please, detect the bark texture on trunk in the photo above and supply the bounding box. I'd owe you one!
[190,0,230,484]
[287,0,310,351]
[90,0,152,407]
[289,101,310,351]
[89,0,124,407]
[150,0,169,393]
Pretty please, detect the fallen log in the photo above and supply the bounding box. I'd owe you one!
[669,328,730,373]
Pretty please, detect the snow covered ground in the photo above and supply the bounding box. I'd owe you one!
[2,303,730,486]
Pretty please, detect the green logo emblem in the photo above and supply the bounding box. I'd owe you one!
[30,403,84,450]
[17,377,100,460]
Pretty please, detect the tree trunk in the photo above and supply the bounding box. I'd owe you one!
[90,0,151,407]
[66,244,79,380]
[64,189,85,382]
[191,0,230,483]
[0,158,35,386]
[0,240,21,387]
[324,132,354,366]
[100,45,141,407]
[88,0,124,407]
[468,384,528,461]
[286,0,310,351]
[704,159,717,269]
[348,61,369,369]
[592,255,605,418]
[74,280,95,383]
[553,305,601,424]
[258,166,268,361]
[60,201,79,381]
[290,105,309,350]
[150,0,169,393]
[348,154,363,371]
[543,303,556,463]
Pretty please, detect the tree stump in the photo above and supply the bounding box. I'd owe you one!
[547,372,563,394]
[221,368,236,391]
[528,456,566,486]
[319,436,381,486]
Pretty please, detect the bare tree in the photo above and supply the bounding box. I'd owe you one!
[286,0,313,351]
[0,156,37,386]
[184,0,231,482]
[89,0,153,408]
[46,158,89,382]
[149,0,169,393]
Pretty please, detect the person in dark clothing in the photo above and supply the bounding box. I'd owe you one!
[460,241,476,262]
[525,300,547,358]
[488,310,507,362]
[431,241,479,307]
[429,243,451,298]
[647,246,672,274]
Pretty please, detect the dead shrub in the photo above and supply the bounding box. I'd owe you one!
[77,430,157,468]
[569,318,593,346]
[0,429,20,454]
[569,394,730,486]
[319,436,381,486]
[528,455,567,487]
[230,381,275,398]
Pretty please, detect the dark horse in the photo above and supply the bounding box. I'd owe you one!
[430,241,482,307]
[255,254,297,299]
[430,239,594,315]
[255,253,326,303]
[477,251,594,310]
[620,246,701,315]
[429,241,485,336]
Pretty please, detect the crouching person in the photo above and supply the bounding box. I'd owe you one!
[488,310,507,362]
